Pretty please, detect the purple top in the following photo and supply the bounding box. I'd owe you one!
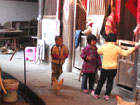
[80,45,102,73]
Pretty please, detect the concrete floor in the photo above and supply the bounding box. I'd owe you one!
[0,50,136,105]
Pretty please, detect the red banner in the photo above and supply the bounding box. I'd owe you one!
[137,0,140,23]
[125,0,137,17]
[81,0,87,10]
[115,0,121,23]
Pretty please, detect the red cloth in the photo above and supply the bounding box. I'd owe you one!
[137,0,140,24]
[89,23,93,27]
[52,53,68,59]
[125,0,137,17]
[82,0,87,10]
[115,0,121,23]
[52,54,59,59]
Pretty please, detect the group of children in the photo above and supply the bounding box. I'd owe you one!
[50,34,138,101]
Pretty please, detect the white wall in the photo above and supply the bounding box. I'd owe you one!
[0,0,38,25]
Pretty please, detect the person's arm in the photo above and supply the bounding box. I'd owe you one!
[80,47,88,61]
[97,46,103,55]
[52,54,59,59]
[119,47,135,56]
[63,46,69,58]
[119,44,139,56]
[97,54,102,68]
[51,46,59,59]
[59,46,69,60]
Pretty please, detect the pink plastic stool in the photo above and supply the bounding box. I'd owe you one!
[25,47,36,62]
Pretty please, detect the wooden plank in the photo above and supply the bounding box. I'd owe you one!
[117,61,135,88]
[88,0,105,15]
[119,59,134,65]
[76,0,86,30]
[44,0,57,15]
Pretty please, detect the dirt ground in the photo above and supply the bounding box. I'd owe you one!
[42,86,117,105]
[0,51,136,105]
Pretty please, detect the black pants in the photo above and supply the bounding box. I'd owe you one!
[81,73,95,90]
[94,69,117,96]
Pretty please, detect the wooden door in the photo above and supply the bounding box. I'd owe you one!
[116,40,137,89]
[118,0,136,40]
[74,0,86,69]
[74,36,87,69]
[116,0,137,89]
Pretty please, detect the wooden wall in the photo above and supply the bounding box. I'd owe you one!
[105,0,111,11]
[76,0,86,30]
[88,0,105,15]
[118,0,136,40]
[44,0,57,15]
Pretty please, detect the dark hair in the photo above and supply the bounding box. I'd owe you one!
[55,36,62,41]
[87,34,97,44]
[105,33,117,42]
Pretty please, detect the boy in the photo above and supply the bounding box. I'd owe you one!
[51,36,69,85]
[92,33,138,101]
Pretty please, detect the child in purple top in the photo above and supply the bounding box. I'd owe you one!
[80,34,101,94]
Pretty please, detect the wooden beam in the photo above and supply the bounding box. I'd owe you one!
[43,15,56,19]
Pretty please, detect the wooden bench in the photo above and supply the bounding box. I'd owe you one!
[0,37,17,50]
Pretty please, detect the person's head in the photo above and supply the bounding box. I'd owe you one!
[105,33,117,42]
[87,34,97,47]
[55,36,63,46]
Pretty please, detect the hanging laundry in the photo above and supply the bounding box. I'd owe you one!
[75,30,82,48]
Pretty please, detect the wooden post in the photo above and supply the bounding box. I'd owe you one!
[59,0,63,36]
[72,0,78,69]
[0,69,7,94]
[62,0,77,72]
[134,43,140,101]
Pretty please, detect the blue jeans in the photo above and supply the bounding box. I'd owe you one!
[81,73,95,90]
